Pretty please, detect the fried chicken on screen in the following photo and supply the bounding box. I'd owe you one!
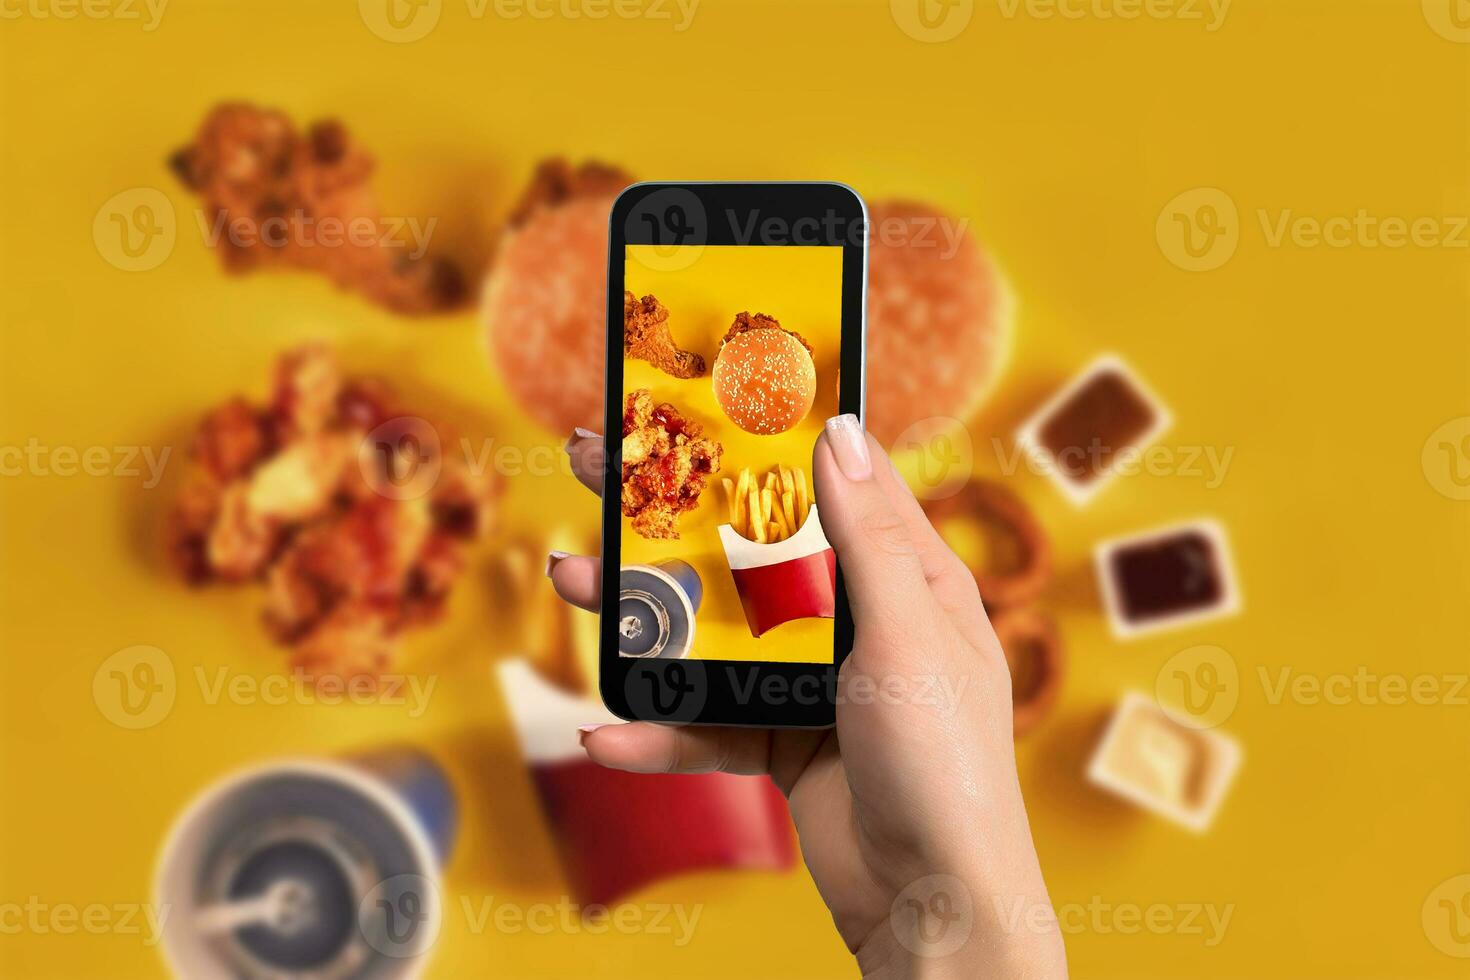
[620,389,722,540]
[623,291,706,379]
[719,310,814,354]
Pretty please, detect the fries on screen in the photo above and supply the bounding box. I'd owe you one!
[723,464,813,542]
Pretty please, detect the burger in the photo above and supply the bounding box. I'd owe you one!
[711,312,817,435]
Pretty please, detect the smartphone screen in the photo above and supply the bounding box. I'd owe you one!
[617,241,846,664]
[603,183,865,725]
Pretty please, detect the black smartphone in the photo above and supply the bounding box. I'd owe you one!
[599,182,867,728]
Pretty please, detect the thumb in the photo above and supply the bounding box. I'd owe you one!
[813,415,940,656]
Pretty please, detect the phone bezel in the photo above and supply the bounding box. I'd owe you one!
[599,181,867,729]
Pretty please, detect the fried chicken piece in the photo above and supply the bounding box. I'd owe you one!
[290,603,394,682]
[194,398,270,480]
[170,103,465,315]
[398,533,466,628]
[720,310,814,354]
[506,158,636,228]
[167,468,225,583]
[430,452,495,540]
[618,389,721,540]
[630,499,680,540]
[272,345,342,439]
[207,483,279,581]
[169,345,498,680]
[623,291,706,379]
[246,431,353,522]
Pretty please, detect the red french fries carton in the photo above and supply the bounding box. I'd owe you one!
[496,659,795,907]
[718,505,837,637]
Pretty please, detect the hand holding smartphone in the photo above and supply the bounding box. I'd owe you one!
[599,183,868,728]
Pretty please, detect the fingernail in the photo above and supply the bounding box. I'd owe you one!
[545,551,570,577]
[578,724,607,744]
[565,427,600,452]
[825,415,872,481]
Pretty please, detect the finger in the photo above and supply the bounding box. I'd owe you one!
[812,416,942,654]
[564,429,606,496]
[581,722,773,777]
[869,445,990,636]
[547,554,600,612]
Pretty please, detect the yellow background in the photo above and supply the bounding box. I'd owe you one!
[624,244,843,663]
[1,1,1467,978]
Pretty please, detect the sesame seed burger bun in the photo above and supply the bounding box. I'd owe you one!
[865,200,1012,445]
[482,166,629,435]
[713,326,817,435]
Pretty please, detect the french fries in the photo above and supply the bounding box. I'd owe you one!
[723,464,812,542]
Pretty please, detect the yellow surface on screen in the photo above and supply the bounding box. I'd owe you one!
[623,244,844,663]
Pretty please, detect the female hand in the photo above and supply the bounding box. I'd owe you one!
[550,415,1068,979]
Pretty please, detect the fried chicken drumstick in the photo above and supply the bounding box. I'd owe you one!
[624,291,706,379]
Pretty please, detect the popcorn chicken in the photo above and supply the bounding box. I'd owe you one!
[168,346,497,681]
[166,469,225,583]
[207,483,278,581]
[194,398,269,480]
[289,603,394,681]
[246,432,352,521]
[272,345,342,439]
[618,389,721,540]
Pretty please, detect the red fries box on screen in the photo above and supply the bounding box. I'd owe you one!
[718,506,836,637]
